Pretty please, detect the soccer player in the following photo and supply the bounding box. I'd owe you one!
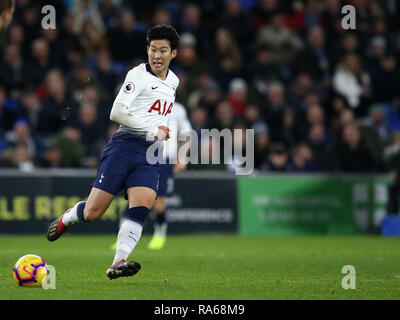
[0,0,14,36]
[47,25,180,280]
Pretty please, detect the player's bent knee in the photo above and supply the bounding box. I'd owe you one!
[84,187,114,222]
[83,204,104,222]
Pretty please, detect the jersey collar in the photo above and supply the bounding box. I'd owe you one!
[146,63,169,80]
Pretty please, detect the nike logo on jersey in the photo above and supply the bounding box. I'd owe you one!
[151,86,158,90]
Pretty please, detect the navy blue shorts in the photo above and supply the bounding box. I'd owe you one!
[157,163,174,196]
[93,143,160,196]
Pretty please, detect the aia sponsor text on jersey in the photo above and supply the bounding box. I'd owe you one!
[148,99,174,116]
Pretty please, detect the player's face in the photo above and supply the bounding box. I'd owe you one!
[147,40,177,78]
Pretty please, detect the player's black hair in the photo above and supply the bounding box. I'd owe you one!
[0,0,13,12]
[146,24,180,51]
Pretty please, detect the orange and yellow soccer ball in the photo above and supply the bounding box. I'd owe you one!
[12,254,48,287]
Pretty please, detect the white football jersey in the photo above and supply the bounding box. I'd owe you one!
[113,63,179,136]
[163,101,192,161]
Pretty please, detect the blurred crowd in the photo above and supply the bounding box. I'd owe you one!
[1,0,400,174]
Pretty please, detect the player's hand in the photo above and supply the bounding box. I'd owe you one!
[155,126,170,141]
[173,160,187,173]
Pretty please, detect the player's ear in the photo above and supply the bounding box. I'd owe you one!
[146,45,150,54]
[171,49,177,59]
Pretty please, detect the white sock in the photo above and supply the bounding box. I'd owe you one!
[61,201,85,226]
[113,219,143,263]
[157,222,168,238]
[154,223,160,237]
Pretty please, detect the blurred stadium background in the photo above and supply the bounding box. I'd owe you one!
[2,0,400,301]
[1,0,400,237]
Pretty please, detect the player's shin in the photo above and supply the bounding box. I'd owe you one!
[112,206,150,263]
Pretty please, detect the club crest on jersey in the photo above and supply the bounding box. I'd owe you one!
[123,82,135,93]
[148,99,173,116]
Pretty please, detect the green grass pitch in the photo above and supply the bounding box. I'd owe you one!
[0,234,399,300]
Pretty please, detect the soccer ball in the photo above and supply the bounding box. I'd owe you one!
[12,254,48,287]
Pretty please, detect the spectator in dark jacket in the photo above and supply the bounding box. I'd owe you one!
[262,81,291,141]
[370,54,400,104]
[261,142,290,172]
[38,69,77,135]
[295,27,330,82]
[288,142,319,172]
[0,44,34,95]
[335,122,376,172]
[108,9,147,62]
[308,123,339,172]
